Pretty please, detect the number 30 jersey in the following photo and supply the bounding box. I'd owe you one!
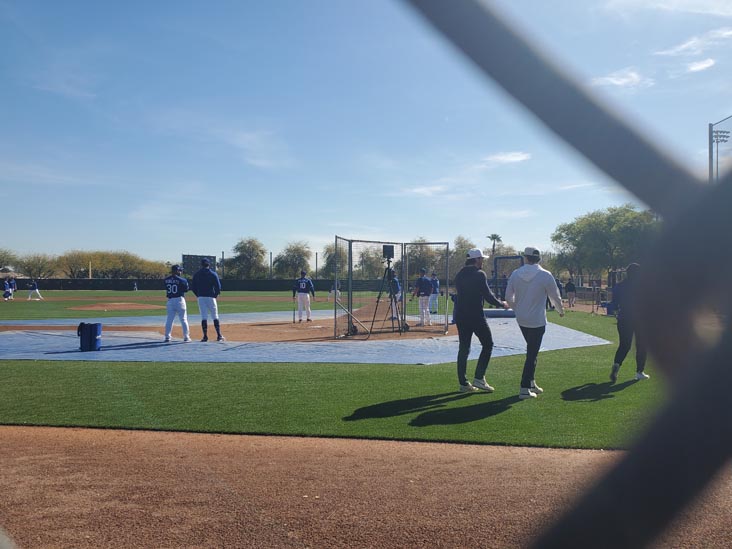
[164,275,189,299]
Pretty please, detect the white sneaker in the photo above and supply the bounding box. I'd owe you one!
[459,383,479,393]
[635,371,650,380]
[530,380,543,394]
[183,337,192,343]
[472,378,495,392]
[519,388,537,399]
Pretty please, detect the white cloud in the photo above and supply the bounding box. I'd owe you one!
[687,58,716,72]
[396,185,448,198]
[654,28,732,56]
[558,182,597,191]
[0,161,92,186]
[492,209,533,220]
[606,1,732,18]
[150,110,291,169]
[591,67,654,89]
[482,151,531,165]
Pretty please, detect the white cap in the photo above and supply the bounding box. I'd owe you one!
[523,247,541,259]
[466,248,485,259]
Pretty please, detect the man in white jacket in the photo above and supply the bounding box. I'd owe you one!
[505,247,565,399]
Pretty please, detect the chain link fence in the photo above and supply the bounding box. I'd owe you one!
[405,1,731,547]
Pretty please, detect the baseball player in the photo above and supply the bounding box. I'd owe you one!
[27,279,44,300]
[293,270,316,322]
[412,268,433,326]
[191,258,225,342]
[2,278,11,301]
[163,265,192,343]
[388,269,401,320]
[8,277,16,300]
[429,272,440,314]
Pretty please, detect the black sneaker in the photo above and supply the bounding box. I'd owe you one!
[217,335,225,342]
[610,363,620,383]
[201,336,208,342]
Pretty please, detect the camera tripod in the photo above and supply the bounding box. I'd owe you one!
[370,257,409,334]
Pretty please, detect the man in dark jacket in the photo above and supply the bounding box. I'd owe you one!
[610,263,648,382]
[192,258,224,342]
[453,248,508,393]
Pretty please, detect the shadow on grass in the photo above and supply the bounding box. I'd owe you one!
[344,392,473,421]
[561,380,635,402]
[409,395,521,427]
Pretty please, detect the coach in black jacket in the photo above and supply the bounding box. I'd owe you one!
[454,248,508,393]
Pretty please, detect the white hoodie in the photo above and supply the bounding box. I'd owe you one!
[505,264,564,328]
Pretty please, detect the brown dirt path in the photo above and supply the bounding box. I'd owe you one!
[0,427,729,548]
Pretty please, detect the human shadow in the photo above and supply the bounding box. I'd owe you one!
[344,392,472,421]
[409,395,521,427]
[45,340,173,355]
[561,380,636,402]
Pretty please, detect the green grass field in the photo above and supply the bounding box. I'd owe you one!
[0,290,335,319]
[0,299,664,450]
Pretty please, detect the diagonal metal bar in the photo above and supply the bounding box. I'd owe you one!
[404,0,705,218]
[401,1,732,547]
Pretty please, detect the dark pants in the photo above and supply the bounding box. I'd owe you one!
[456,317,494,386]
[519,325,546,388]
[613,315,647,372]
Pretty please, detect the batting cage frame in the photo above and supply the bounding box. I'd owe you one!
[333,236,449,339]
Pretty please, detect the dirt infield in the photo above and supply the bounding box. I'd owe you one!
[0,427,730,548]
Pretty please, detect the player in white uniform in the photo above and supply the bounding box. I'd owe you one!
[293,270,316,322]
[163,265,191,342]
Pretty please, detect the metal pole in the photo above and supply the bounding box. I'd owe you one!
[269,252,273,279]
[315,252,318,279]
[717,140,720,182]
[709,123,714,184]
[221,251,225,278]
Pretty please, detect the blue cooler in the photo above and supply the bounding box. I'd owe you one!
[77,322,102,351]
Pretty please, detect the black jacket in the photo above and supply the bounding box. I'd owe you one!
[454,265,503,321]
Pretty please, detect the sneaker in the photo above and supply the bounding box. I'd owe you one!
[472,378,495,392]
[299,319,303,323]
[183,337,192,343]
[610,363,621,383]
[306,318,312,322]
[164,337,171,343]
[519,388,537,399]
[635,371,650,380]
[415,323,424,327]
[530,380,544,394]
[217,335,225,342]
[201,336,208,342]
[459,383,479,393]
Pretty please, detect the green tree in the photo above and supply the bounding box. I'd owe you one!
[229,238,268,279]
[487,233,502,256]
[405,237,441,280]
[273,241,312,279]
[0,248,18,271]
[354,246,384,280]
[551,204,660,278]
[15,254,58,279]
[322,243,348,280]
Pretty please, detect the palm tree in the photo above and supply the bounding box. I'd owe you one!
[487,234,502,256]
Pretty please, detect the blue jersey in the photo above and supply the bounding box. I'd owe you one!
[164,274,189,298]
[30,281,38,290]
[293,276,315,296]
[192,268,221,297]
[431,277,440,294]
[414,276,432,296]
[3,280,9,291]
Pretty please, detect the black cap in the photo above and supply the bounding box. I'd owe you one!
[300,270,306,276]
[171,264,182,273]
[201,258,210,266]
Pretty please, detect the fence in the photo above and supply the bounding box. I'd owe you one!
[406,1,731,547]
[334,237,449,339]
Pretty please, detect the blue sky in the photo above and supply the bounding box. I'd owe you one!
[2,0,731,264]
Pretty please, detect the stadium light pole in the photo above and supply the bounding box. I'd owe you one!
[713,130,730,182]
[708,115,732,183]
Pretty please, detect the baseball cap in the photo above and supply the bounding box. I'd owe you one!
[300,270,306,276]
[420,267,427,273]
[466,248,485,259]
[201,258,210,266]
[171,264,182,273]
[523,247,541,259]
[431,272,437,276]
